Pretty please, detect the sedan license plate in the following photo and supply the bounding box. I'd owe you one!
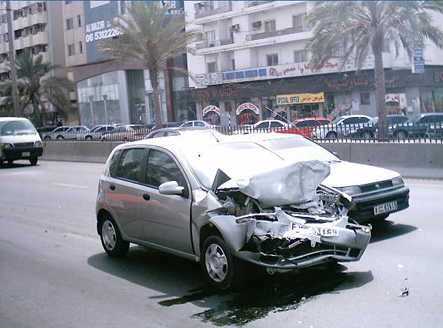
[311,227,339,237]
[22,152,30,157]
[374,201,398,215]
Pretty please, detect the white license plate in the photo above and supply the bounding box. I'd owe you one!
[311,227,339,237]
[374,201,398,215]
[22,152,30,157]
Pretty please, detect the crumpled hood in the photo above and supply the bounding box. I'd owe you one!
[322,161,399,188]
[225,160,330,207]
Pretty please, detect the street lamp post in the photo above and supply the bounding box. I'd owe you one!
[89,95,95,127]
[5,0,20,117]
[103,94,108,124]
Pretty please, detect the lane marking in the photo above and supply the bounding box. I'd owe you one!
[52,183,90,189]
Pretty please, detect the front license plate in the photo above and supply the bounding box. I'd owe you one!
[311,227,339,237]
[22,152,30,157]
[374,201,398,215]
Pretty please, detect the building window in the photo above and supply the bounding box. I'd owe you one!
[120,1,126,14]
[383,39,390,53]
[66,18,74,30]
[264,19,276,32]
[79,41,83,54]
[292,14,305,31]
[267,53,279,66]
[231,58,236,71]
[77,15,82,27]
[68,44,75,56]
[360,92,371,105]
[294,50,307,63]
[205,30,216,45]
[207,62,217,73]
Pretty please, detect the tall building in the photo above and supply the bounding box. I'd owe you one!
[63,0,191,127]
[184,1,443,125]
[0,1,73,124]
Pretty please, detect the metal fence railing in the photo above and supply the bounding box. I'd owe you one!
[41,122,443,143]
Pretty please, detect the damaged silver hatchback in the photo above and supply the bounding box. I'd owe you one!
[96,135,371,289]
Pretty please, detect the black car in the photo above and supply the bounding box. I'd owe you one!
[348,115,409,139]
[389,113,443,139]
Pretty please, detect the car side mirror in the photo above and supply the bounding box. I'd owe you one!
[159,181,184,196]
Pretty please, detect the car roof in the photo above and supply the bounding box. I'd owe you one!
[420,113,443,116]
[339,115,373,119]
[0,117,30,122]
[293,117,330,122]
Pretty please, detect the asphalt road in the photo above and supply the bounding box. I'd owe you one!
[1,160,442,328]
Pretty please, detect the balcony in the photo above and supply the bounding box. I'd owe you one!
[195,3,232,19]
[246,1,274,8]
[247,26,306,41]
[196,39,234,50]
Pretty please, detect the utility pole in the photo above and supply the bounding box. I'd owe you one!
[6,0,20,117]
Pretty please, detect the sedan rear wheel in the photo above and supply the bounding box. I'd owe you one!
[326,132,337,140]
[100,215,129,257]
[56,135,64,140]
[202,235,244,290]
[29,157,38,166]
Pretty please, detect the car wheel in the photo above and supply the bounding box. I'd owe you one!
[85,136,93,141]
[7,160,13,165]
[56,135,64,140]
[394,131,407,140]
[202,235,244,290]
[29,157,38,166]
[326,132,338,140]
[361,131,373,140]
[99,214,129,257]
[44,136,51,140]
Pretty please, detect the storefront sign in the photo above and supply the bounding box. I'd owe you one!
[202,105,220,116]
[434,71,443,83]
[236,103,259,115]
[386,93,407,107]
[85,20,120,43]
[276,93,325,105]
[412,44,424,74]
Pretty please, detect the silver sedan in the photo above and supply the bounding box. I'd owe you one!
[96,134,371,289]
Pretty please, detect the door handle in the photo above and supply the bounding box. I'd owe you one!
[143,194,150,201]
[109,184,116,191]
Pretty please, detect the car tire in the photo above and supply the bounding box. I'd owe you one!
[29,157,38,166]
[99,214,130,257]
[201,235,244,290]
[7,160,13,165]
[394,131,407,140]
[326,132,337,140]
[85,136,93,141]
[56,136,64,140]
[44,136,51,140]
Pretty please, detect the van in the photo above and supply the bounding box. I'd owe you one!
[0,117,43,166]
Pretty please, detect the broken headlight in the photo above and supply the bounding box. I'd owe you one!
[337,185,361,196]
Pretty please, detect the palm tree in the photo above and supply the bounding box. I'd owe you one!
[307,1,443,139]
[99,2,200,128]
[0,52,73,127]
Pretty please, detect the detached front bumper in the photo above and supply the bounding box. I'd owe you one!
[0,146,43,160]
[348,186,410,222]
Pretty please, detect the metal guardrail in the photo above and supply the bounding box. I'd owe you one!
[41,121,443,144]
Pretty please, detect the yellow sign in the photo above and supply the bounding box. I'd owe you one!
[276,92,325,105]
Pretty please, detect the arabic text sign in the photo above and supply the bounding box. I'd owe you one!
[203,105,220,116]
[276,93,325,105]
[236,103,260,115]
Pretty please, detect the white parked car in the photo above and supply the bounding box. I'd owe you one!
[180,120,212,128]
[311,115,372,139]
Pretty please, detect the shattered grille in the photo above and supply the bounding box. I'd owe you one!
[13,142,34,148]
[360,180,393,192]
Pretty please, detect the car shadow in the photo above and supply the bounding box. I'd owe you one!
[0,161,34,169]
[88,246,373,326]
[369,219,417,244]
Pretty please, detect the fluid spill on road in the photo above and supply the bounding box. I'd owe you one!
[159,264,373,326]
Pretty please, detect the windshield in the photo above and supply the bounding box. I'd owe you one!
[183,142,284,189]
[261,137,339,163]
[408,114,421,123]
[331,117,343,124]
[0,120,38,136]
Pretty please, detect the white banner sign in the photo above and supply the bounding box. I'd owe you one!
[85,20,119,43]
[236,103,259,115]
[203,105,220,116]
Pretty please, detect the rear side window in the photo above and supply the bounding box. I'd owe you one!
[115,148,145,182]
[145,149,187,189]
[195,121,205,127]
[182,122,193,127]
[109,149,122,178]
[270,121,284,128]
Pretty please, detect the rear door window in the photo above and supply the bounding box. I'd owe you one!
[270,121,284,128]
[195,121,205,127]
[115,148,145,182]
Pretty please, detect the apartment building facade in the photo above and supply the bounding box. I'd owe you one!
[0,1,71,123]
[184,1,443,125]
[63,0,190,128]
